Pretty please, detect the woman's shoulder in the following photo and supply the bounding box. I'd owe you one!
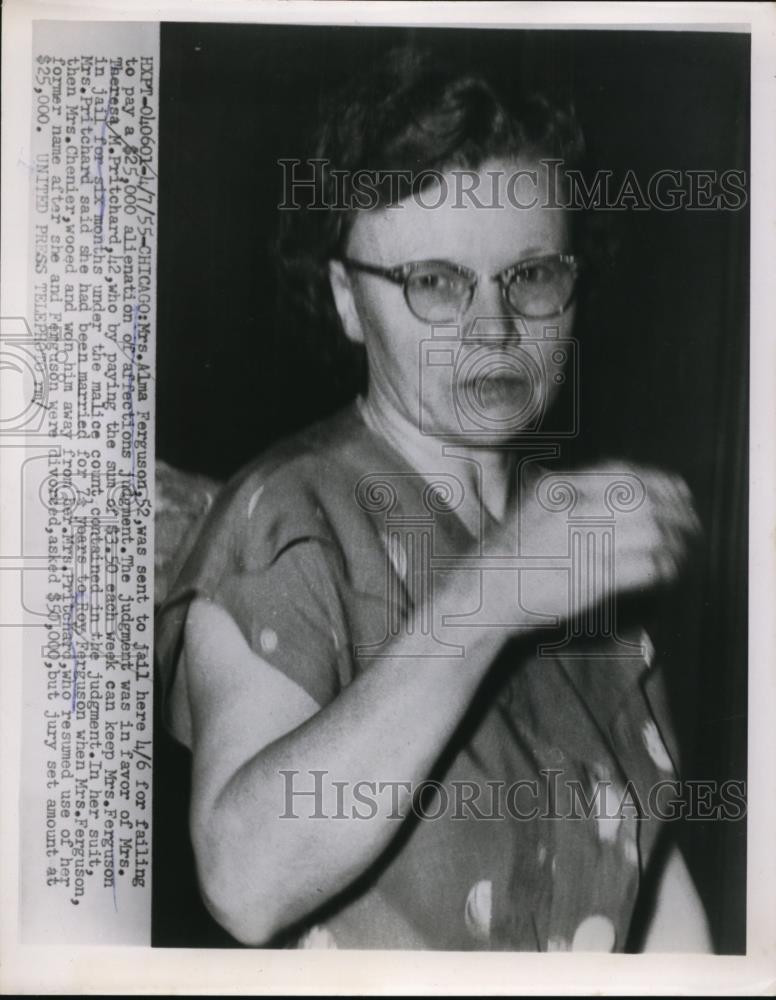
[155,406,374,732]
[194,401,377,572]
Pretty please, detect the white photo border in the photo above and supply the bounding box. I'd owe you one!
[1,0,774,994]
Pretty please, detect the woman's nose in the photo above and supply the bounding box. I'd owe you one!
[462,277,524,341]
[471,275,506,315]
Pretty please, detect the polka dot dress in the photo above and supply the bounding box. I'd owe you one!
[156,402,681,951]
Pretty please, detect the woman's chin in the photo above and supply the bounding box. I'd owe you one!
[425,413,539,443]
[432,379,544,438]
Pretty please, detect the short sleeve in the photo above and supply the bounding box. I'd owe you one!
[155,458,356,720]
[213,537,352,706]
[156,536,352,715]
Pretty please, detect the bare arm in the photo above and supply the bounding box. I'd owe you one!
[174,465,698,945]
[182,586,515,944]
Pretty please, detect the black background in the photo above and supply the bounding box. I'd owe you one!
[153,23,749,952]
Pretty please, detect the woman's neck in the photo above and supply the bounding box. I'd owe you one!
[357,389,521,527]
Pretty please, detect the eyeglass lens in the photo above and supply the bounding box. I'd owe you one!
[405,258,575,322]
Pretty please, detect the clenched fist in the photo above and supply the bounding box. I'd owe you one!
[509,461,702,623]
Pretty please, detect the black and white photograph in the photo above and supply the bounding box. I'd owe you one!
[152,19,748,955]
[1,1,774,994]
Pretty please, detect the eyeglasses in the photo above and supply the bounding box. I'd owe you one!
[339,253,580,323]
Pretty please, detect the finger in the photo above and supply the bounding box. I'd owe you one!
[652,546,680,586]
[661,491,702,541]
[641,471,702,538]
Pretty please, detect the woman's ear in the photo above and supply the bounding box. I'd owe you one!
[329,260,365,345]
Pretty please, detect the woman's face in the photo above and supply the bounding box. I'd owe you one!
[330,157,576,442]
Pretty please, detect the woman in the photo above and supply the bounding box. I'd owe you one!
[155,48,711,952]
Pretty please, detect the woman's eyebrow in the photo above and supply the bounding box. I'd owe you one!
[492,247,568,270]
[397,255,470,269]
[506,246,563,262]
[398,247,562,270]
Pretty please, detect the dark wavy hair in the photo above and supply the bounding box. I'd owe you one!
[275,45,609,402]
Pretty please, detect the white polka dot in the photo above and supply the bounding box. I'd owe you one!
[246,484,264,520]
[464,879,492,943]
[260,627,278,654]
[642,720,674,772]
[624,838,639,866]
[640,628,656,668]
[388,536,408,581]
[551,856,557,877]
[298,925,337,949]
[572,914,616,952]
[595,781,624,844]
[537,844,548,866]
[547,935,570,952]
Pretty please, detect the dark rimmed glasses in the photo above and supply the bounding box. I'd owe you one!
[339,253,581,323]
